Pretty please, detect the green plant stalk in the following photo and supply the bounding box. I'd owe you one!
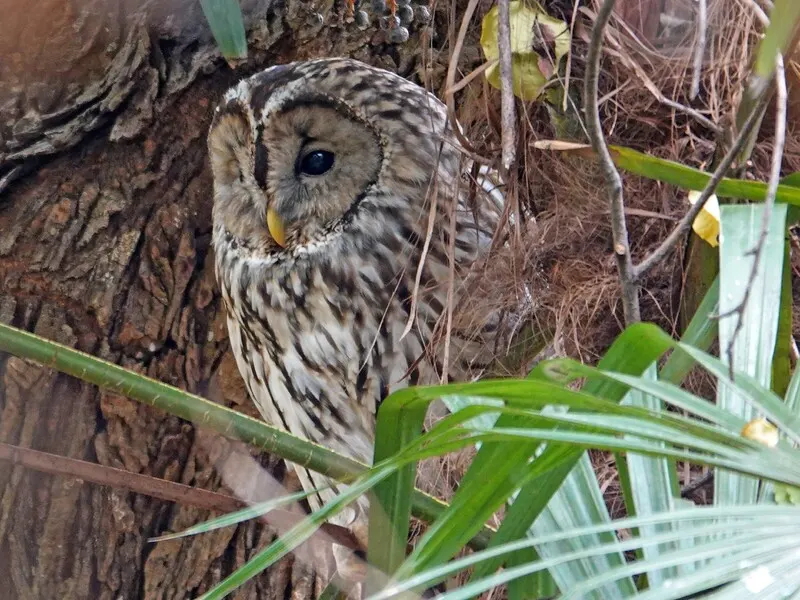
[0,322,493,549]
[609,145,800,205]
[772,235,793,399]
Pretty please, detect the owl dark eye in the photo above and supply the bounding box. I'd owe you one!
[253,125,268,189]
[298,150,335,176]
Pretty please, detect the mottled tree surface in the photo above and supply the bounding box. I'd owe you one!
[0,1,430,597]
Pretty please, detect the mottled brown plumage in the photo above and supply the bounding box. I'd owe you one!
[208,57,504,571]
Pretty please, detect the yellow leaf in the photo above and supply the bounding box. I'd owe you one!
[687,190,720,247]
[480,1,570,101]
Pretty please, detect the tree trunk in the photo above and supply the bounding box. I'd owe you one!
[0,1,432,597]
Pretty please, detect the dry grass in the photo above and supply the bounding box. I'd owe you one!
[417,0,800,363]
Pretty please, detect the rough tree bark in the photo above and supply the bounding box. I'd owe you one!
[0,1,437,597]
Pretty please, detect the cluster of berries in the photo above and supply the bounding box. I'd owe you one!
[350,0,432,43]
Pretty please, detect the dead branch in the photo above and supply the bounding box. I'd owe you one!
[584,0,641,324]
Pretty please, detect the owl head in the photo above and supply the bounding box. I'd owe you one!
[208,58,461,258]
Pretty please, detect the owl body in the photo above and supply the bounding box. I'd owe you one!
[209,58,502,532]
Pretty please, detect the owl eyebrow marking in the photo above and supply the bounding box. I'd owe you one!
[254,124,268,189]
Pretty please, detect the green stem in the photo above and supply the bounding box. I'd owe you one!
[0,322,492,549]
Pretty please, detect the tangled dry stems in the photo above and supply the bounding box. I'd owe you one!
[423,0,800,364]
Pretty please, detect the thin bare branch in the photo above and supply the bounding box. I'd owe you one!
[584,0,640,324]
[634,93,768,279]
[691,0,708,99]
[498,0,517,172]
[561,0,583,112]
[720,54,787,367]
[660,96,719,134]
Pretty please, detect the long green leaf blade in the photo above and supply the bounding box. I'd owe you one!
[716,204,787,505]
[535,142,800,206]
[367,389,430,592]
[622,364,687,586]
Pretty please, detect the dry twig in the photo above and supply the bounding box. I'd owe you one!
[498,0,517,172]
[584,0,640,323]
[444,0,493,166]
[691,0,708,99]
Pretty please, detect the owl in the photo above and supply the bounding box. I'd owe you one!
[208,57,505,577]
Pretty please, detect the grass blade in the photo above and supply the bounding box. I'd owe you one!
[149,489,318,541]
[368,389,430,590]
[622,364,687,586]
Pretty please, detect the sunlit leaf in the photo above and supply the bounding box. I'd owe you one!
[688,191,720,247]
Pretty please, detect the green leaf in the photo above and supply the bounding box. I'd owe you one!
[750,0,800,98]
[772,233,793,399]
[480,1,569,100]
[525,450,636,598]
[659,275,720,385]
[716,204,787,505]
[608,146,800,206]
[506,547,557,600]
[780,172,800,188]
[367,388,430,592]
[621,364,685,587]
[376,506,800,600]
[200,0,248,62]
[535,142,800,206]
[460,324,675,589]
[673,343,800,445]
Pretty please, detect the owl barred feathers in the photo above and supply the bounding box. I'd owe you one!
[209,58,508,560]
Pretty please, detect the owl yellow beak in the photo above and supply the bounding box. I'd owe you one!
[267,209,287,247]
